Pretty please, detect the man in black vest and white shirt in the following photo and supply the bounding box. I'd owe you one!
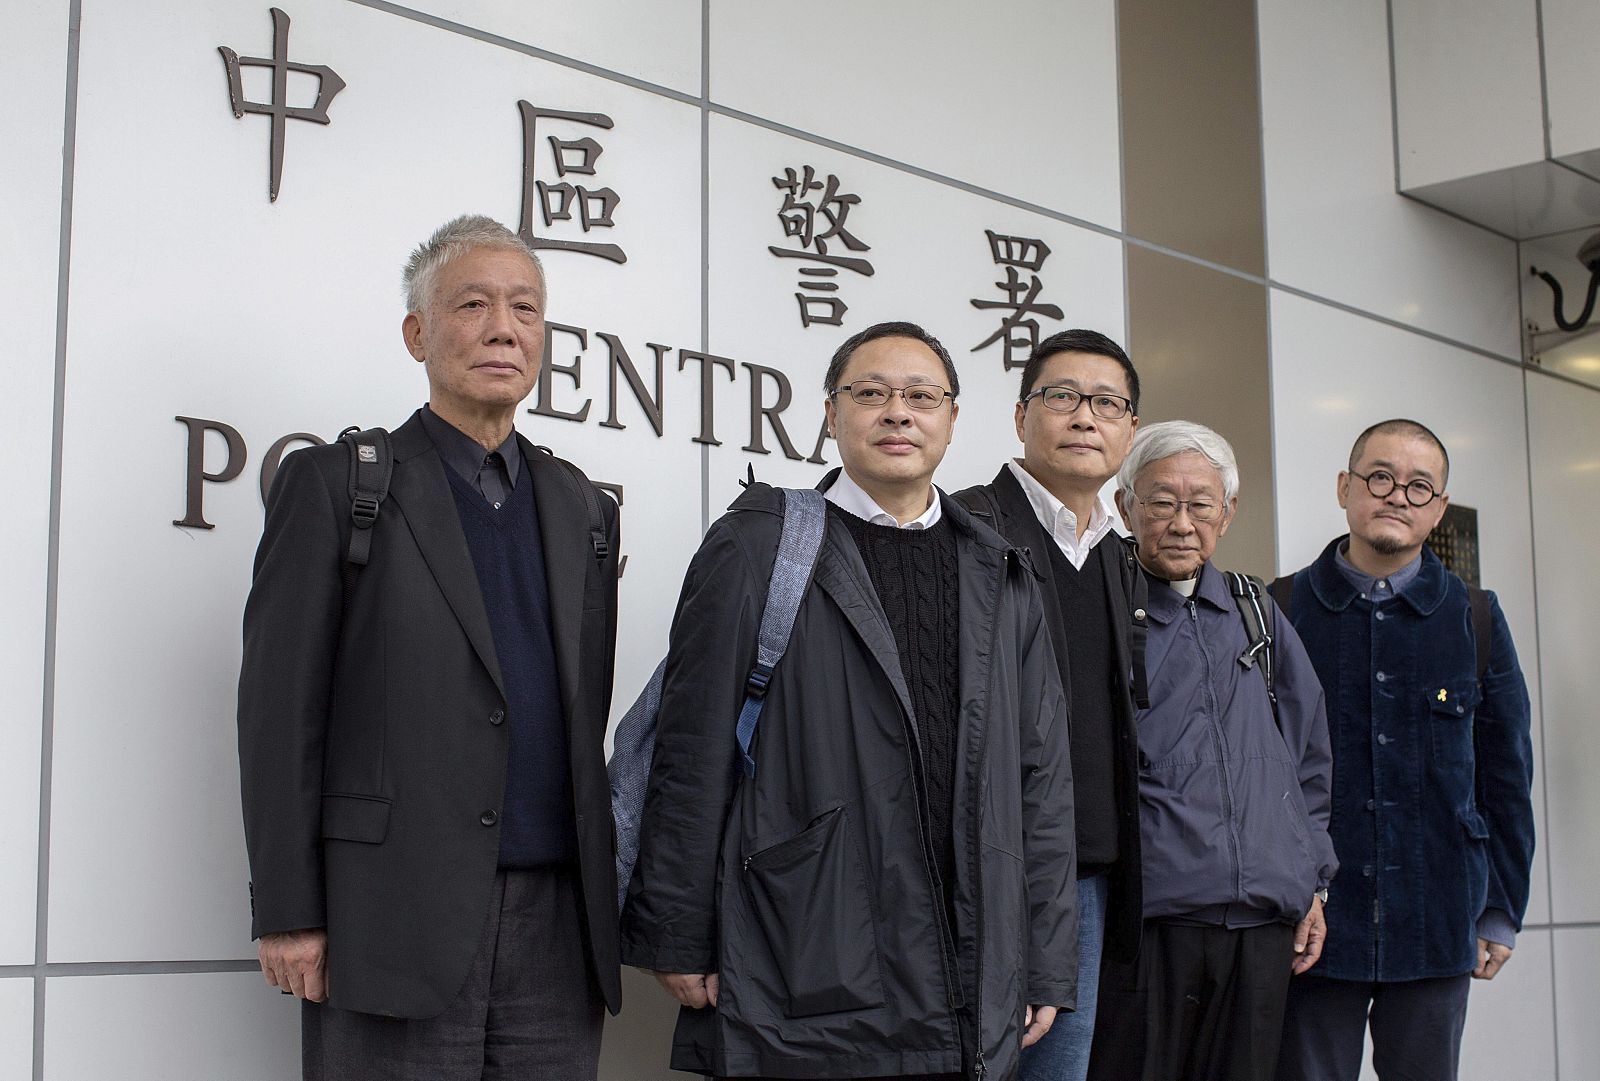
[956,329,1146,1081]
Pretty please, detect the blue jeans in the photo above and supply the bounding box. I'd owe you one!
[1019,873,1108,1081]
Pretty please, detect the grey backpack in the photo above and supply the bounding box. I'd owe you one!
[607,487,827,913]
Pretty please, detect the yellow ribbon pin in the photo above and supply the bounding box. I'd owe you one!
[1437,688,1448,702]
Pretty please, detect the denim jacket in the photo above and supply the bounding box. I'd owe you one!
[1281,538,1535,981]
[1137,563,1337,924]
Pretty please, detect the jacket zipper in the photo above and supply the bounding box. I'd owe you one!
[970,552,1015,1081]
[898,695,964,1015]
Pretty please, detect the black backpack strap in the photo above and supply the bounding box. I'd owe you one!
[1468,586,1492,684]
[953,485,1003,526]
[534,445,610,563]
[1124,542,1150,711]
[1226,571,1280,729]
[1269,574,1294,615]
[338,426,392,568]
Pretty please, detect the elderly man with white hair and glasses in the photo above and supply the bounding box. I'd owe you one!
[1084,421,1337,1081]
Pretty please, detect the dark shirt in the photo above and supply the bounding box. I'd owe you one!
[419,404,520,507]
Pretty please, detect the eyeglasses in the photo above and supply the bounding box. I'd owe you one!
[1348,469,1442,507]
[1135,495,1226,523]
[831,380,955,410]
[1021,386,1134,420]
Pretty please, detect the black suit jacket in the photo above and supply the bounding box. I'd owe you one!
[955,466,1145,962]
[237,410,621,1018]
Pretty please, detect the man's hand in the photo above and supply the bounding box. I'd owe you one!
[258,928,328,1002]
[1021,1005,1058,1048]
[1473,938,1513,980]
[653,971,720,1009]
[1291,895,1326,975]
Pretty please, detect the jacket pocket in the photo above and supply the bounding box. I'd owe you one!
[320,794,391,844]
[742,806,885,1018]
[1427,684,1478,770]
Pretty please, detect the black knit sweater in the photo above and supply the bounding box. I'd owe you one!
[832,506,962,906]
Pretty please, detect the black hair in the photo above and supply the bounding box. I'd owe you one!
[1017,328,1139,413]
[822,321,960,398]
[1349,418,1450,487]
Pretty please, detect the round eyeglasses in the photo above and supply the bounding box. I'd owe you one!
[1136,496,1226,523]
[1021,386,1134,420]
[831,381,955,410]
[1348,469,1442,507]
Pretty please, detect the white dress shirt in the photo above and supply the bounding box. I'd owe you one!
[1005,459,1116,570]
[824,468,943,529]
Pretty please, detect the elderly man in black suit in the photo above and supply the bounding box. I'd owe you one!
[237,214,621,1080]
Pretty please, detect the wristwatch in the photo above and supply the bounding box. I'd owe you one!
[1315,887,1330,904]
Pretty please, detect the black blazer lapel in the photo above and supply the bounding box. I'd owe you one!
[386,414,506,698]
[522,439,586,727]
[990,468,1073,683]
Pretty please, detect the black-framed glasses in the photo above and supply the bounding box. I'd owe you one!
[1135,495,1226,523]
[831,380,955,410]
[1021,385,1134,419]
[1348,469,1442,507]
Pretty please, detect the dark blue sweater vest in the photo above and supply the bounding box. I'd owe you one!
[444,465,574,868]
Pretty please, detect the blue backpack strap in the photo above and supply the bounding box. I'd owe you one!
[735,488,827,778]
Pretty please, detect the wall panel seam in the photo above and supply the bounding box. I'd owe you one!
[37,2,86,1077]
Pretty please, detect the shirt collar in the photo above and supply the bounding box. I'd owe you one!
[420,404,521,488]
[1333,541,1422,601]
[1005,459,1115,547]
[825,467,942,529]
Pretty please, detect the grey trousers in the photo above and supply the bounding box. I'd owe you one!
[302,865,603,1081]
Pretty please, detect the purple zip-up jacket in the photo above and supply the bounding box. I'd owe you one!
[1137,562,1337,924]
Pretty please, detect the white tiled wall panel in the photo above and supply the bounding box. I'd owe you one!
[399,0,702,96]
[1541,0,1600,169]
[0,0,67,969]
[1553,927,1600,1072]
[710,0,1124,232]
[47,0,702,962]
[1269,290,1550,928]
[702,112,1127,513]
[1257,0,1521,358]
[1526,373,1600,926]
[1460,928,1557,1081]
[43,972,298,1080]
[1389,0,1545,187]
[0,979,33,1081]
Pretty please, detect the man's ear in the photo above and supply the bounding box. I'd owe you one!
[402,311,425,361]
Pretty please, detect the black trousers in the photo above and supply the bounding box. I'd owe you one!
[302,865,603,1081]
[1276,973,1471,1081]
[1087,919,1295,1081]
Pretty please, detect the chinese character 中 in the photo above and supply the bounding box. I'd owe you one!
[970,229,1064,370]
[768,166,874,328]
[218,7,346,202]
[517,102,626,264]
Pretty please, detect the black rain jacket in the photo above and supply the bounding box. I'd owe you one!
[620,480,1076,1080]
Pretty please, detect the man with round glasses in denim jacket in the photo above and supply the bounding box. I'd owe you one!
[1275,418,1535,1081]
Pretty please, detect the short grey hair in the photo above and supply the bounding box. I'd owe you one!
[1117,419,1240,502]
[402,214,544,313]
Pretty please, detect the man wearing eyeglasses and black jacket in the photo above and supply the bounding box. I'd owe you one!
[954,329,1146,1081]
